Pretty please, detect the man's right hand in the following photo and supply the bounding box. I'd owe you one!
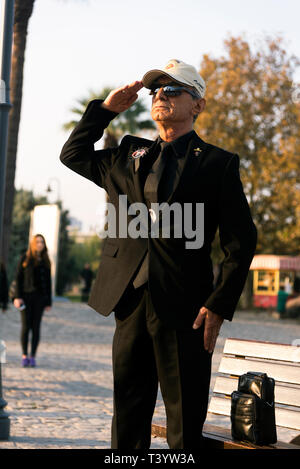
[101,81,143,113]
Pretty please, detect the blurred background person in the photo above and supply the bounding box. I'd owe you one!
[12,234,52,367]
[80,263,94,302]
[0,260,9,313]
[276,285,289,319]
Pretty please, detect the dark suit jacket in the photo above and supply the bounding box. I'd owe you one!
[60,99,257,328]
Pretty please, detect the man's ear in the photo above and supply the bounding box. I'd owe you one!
[193,98,206,116]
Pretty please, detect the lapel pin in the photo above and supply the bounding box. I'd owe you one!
[129,147,149,172]
[193,147,202,156]
[130,148,148,160]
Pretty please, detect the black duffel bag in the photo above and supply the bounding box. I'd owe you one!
[231,371,277,445]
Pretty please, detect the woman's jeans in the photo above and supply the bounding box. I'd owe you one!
[20,291,45,357]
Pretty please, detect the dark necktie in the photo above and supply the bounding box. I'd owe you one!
[132,141,168,288]
[143,141,168,206]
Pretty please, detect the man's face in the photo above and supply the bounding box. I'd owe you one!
[150,76,204,125]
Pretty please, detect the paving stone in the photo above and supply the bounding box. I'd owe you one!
[0,302,299,448]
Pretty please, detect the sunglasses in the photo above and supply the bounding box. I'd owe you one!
[149,84,200,99]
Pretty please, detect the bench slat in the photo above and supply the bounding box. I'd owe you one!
[223,338,300,363]
[202,424,298,449]
[151,421,299,449]
[208,396,300,430]
[213,376,300,408]
[218,356,300,385]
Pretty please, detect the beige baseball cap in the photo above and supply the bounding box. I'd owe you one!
[142,59,206,98]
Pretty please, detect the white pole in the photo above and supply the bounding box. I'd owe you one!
[0,0,14,257]
[0,0,14,441]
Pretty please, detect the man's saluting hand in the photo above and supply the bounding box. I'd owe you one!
[101,81,143,113]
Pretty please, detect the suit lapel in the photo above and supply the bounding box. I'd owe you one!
[130,139,158,204]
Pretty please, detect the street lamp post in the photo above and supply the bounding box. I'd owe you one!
[0,0,15,441]
[0,0,14,248]
[0,340,9,440]
[46,177,61,203]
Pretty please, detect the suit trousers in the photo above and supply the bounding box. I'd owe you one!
[111,282,212,449]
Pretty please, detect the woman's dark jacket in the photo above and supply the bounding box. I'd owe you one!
[13,254,52,307]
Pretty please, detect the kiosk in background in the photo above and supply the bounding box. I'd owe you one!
[250,255,300,308]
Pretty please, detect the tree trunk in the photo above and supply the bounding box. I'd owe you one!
[1,0,35,264]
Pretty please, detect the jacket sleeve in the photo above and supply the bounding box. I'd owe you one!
[0,266,8,307]
[204,154,257,321]
[45,265,52,307]
[13,255,26,300]
[59,99,120,189]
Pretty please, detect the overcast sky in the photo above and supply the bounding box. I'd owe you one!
[3,0,300,232]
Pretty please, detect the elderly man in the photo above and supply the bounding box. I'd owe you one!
[60,59,257,449]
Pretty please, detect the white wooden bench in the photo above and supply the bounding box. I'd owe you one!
[152,338,300,449]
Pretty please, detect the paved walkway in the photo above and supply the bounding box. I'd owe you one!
[0,300,299,449]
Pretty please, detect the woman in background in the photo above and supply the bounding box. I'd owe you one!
[13,234,52,367]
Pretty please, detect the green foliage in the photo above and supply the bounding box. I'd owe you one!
[60,234,103,295]
[55,203,76,296]
[69,234,102,276]
[195,34,300,255]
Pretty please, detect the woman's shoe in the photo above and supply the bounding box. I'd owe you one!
[29,357,36,367]
[22,357,29,367]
